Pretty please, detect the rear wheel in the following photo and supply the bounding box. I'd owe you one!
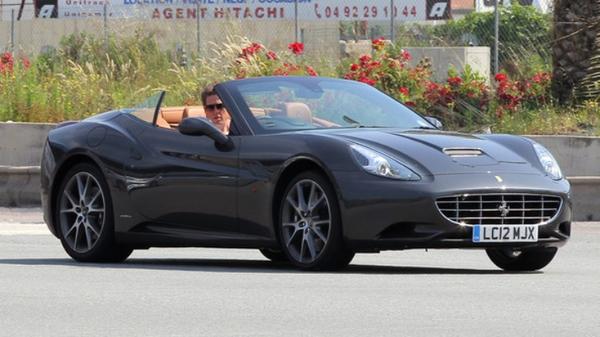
[56,163,132,263]
[278,171,354,270]
[486,247,558,271]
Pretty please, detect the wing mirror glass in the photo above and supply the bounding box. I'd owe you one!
[425,116,443,129]
[179,117,233,151]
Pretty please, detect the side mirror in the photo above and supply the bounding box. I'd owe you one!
[425,116,443,129]
[179,117,234,151]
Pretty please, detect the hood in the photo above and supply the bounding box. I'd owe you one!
[325,129,540,176]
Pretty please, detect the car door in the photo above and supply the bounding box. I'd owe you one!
[127,124,240,234]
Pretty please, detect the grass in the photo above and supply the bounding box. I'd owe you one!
[492,102,600,136]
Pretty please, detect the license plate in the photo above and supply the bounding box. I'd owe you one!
[472,225,538,243]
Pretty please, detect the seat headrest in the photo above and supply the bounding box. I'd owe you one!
[282,102,312,123]
[184,106,206,118]
[161,107,185,124]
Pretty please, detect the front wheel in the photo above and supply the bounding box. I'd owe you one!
[486,247,558,271]
[278,171,354,270]
[56,163,132,263]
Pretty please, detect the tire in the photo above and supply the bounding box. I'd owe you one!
[277,171,354,270]
[55,163,132,263]
[259,249,289,263]
[486,247,558,271]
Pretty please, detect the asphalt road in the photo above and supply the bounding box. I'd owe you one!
[1,208,599,337]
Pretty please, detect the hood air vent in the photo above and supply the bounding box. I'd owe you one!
[443,148,483,157]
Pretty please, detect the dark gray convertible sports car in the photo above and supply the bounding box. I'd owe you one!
[41,76,571,270]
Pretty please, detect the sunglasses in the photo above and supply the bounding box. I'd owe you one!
[205,103,224,111]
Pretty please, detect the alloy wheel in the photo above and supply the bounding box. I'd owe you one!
[59,172,105,253]
[281,179,331,264]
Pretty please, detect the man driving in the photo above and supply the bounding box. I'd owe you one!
[200,85,231,135]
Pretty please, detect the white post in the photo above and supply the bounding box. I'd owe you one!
[196,1,200,55]
[10,9,15,53]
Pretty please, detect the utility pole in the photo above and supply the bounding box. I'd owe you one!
[494,0,500,74]
[196,1,200,55]
[294,0,299,42]
[103,2,108,51]
[390,0,395,41]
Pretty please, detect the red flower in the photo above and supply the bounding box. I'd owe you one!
[495,73,507,82]
[447,76,462,86]
[288,42,304,55]
[426,81,439,91]
[350,63,360,71]
[372,37,386,51]
[359,54,372,66]
[439,87,452,97]
[404,101,416,107]
[531,72,550,84]
[358,77,376,86]
[266,50,278,60]
[399,87,410,96]
[1,52,14,65]
[21,56,31,69]
[0,52,15,73]
[305,65,318,76]
[240,42,263,60]
[369,61,382,69]
[401,49,412,62]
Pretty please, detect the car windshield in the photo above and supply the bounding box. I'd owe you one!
[229,77,434,132]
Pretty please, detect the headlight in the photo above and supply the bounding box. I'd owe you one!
[349,144,420,180]
[532,143,563,180]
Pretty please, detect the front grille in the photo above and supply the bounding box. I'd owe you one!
[436,194,562,226]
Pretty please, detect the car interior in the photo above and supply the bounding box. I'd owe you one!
[155,102,338,131]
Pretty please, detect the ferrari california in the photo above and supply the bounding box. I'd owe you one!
[41,76,572,270]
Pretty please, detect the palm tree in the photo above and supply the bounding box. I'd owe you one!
[552,0,600,103]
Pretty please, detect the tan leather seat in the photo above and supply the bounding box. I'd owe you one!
[250,107,267,117]
[155,114,172,129]
[183,106,206,118]
[161,107,186,127]
[282,102,312,123]
[155,106,206,129]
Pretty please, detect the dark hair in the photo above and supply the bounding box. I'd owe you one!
[200,84,218,106]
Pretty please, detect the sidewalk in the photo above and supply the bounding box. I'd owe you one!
[0,207,48,235]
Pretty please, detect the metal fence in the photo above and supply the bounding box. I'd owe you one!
[1,0,554,76]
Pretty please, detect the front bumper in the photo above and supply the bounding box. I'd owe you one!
[332,171,572,252]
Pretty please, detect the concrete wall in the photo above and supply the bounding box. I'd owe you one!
[528,135,600,222]
[404,47,491,82]
[528,136,600,177]
[0,122,55,166]
[0,123,54,207]
[0,122,598,220]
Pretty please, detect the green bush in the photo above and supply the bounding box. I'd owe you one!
[434,4,551,77]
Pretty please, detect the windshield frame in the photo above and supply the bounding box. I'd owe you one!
[219,76,436,135]
[126,90,166,127]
